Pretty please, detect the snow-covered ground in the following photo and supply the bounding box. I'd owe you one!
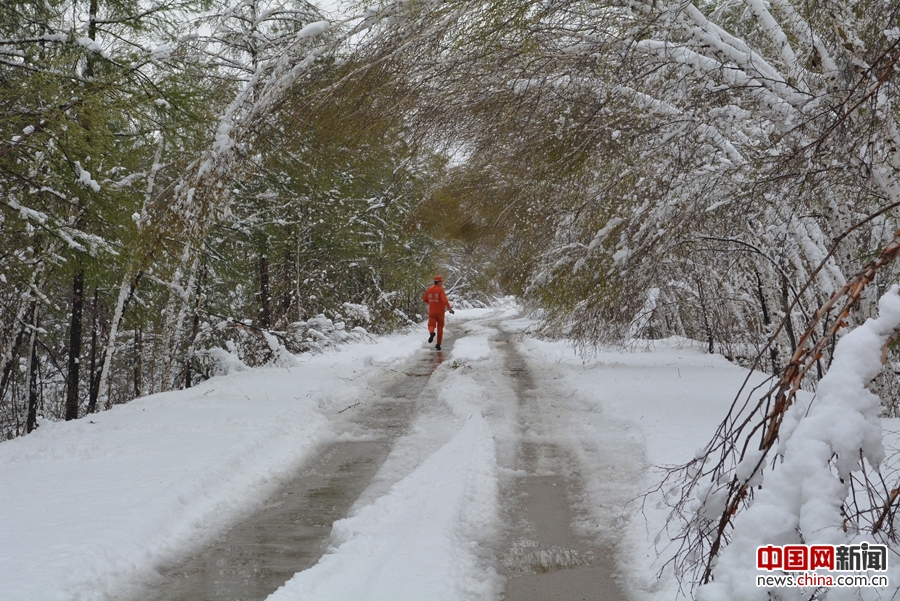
[3,305,897,600]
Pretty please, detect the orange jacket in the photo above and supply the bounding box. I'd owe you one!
[423,284,452,315]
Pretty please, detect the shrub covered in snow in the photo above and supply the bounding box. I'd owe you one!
[192,312,374,381]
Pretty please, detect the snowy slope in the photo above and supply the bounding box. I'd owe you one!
[0,332,421,601]
[513,329,771,599]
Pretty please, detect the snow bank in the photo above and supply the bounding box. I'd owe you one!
[0,371,327,601]
[699,287,900,601]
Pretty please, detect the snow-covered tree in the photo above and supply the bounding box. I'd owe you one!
[0,0,224,430]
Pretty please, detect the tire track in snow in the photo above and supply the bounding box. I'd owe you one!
[137,345,448,601]
[265,316,505,601]
[491,325,630,601]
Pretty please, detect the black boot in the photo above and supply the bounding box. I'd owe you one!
[428,332,435,343]
[435,344,441,350]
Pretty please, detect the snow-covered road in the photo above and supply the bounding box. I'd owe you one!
[0,306,763,600]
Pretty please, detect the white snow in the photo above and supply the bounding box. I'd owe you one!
[512,332,776,599]
[699,287,900,601]
[2,305,898,601]
[150,44,172,62]
[0,332,418,601]
[341,301,371,322]
[450,332,492,361]
[75,161,101,192]
[268,416,502,601]
[587,217,624,251]
[212,120,234,156]
[613,247,631,264]
[75,36,104,56]
[296,20,330,40]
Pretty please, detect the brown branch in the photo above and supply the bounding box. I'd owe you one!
[761,230,900,449]
[872,487,900,535]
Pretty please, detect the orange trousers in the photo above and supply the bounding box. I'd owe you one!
[428,312,446,345]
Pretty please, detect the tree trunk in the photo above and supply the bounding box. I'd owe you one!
[281,246,292,318]
[1,266,43,404]
[64,269,84,421]
[133,326,143,398]
[84,0,98,76]
[87,288,100,414]
[781,277,797,355]
[697,279,714,354]
[97,272,141,410]
[88,351,103,413]
[184,310,200,389]
[0,322,25,406]
[258,251,272,329]
[755,269,779,374]
[161,247,197,392]
[24,304,40,434]
[184,258,207,389]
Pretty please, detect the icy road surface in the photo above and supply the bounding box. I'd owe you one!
[0,306,762,600]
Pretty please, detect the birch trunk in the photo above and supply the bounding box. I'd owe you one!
[87,288,100,414]
[64,269,84,421]
[96,277,131,411]
[160,245,197,392]
[95,136,165,407]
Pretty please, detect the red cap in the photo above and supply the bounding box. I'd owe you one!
[433,275,443,282]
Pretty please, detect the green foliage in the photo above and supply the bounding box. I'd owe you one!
[9,0,896,442]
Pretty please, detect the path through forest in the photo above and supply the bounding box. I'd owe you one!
[143,344,441,600]
[138,311,628,600]
[1,306,758,601]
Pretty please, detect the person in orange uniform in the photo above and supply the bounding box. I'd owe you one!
[422,275,454,350]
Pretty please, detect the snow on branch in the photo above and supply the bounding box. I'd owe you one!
[634,39,799,127]
[740,0,801,84]
[681,3,808,106]
[662,227,900,594]
[699,286,900,600]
